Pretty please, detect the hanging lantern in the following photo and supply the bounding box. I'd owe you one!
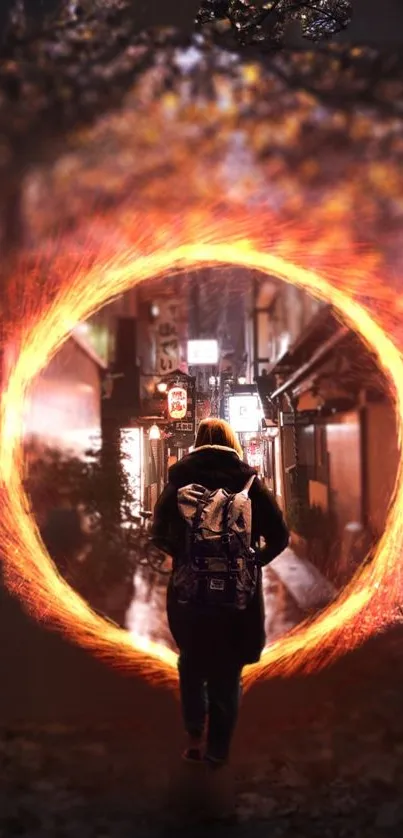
[168,386,187,420]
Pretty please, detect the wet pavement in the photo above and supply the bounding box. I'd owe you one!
[126,548,336,650]
[126,567,175,652]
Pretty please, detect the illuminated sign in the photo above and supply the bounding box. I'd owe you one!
[187,339,218,365]
[246,438,263,470]
[168,386,187,420]
[120,428,142,521]
[228,394,260,433]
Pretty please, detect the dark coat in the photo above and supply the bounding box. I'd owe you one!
[151,445,289,668]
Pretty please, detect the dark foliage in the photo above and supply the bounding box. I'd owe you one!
[23,443,144,626]
[196,1,352,46]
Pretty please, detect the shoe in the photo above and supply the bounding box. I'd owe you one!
[182,747,203,762]
[203,753,226,769]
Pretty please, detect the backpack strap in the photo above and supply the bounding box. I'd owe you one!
[225,475,255,530]
[242,474,256,495]
[191,488,211,534]
[184,487,211,564]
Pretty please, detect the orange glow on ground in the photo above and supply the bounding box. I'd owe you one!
[0,226,402,692]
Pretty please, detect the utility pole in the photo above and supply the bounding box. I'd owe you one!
[190,281,200,341]
[100,316,139,526]
[252,276,259,383]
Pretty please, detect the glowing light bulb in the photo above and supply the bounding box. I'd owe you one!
[149,424,161,440]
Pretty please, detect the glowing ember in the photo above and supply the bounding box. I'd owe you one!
[0,28,402,692]
[0,227,402,692]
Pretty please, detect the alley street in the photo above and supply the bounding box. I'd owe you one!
[126,547,336,651]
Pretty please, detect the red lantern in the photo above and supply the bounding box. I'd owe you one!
[168,386,187,420]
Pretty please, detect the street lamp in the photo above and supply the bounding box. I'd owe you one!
[149,424,161,440]
[157,381,168,394]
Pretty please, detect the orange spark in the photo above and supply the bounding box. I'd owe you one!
[0,217,402,693]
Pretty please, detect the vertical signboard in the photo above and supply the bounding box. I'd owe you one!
[156,301,180,375]
[167,374,197,445]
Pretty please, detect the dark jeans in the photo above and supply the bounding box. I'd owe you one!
[177,651,242,762]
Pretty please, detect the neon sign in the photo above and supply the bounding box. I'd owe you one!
[168,386,187,420]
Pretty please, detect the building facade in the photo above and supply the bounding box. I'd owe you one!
[251,278,399,582]
[22,334,103,456]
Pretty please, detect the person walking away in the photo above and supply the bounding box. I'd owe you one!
[151,418,289,768]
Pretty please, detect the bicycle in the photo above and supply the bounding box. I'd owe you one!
[126,510,172,576]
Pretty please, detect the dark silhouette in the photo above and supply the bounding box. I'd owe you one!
[151,417,289,766]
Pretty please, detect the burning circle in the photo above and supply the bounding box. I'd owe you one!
[0,33,403,691]
[1,239,402,690]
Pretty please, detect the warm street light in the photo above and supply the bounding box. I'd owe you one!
[266,427,278,439]
[188,339,219,365]
[157,381,168,393]
[149,424,161,440]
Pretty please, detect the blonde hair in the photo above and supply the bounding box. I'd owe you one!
[194,418,243,457]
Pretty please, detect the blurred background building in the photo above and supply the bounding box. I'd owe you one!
[23,267,398,592]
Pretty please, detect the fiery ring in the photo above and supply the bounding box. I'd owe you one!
[0,18,402,692]
[0,230,402,691]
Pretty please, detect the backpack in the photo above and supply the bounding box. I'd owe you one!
[173,475,258,611]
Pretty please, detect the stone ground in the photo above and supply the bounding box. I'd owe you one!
[1,619,403,838]
[1,690,403,837]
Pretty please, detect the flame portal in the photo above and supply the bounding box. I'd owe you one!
[0,225,402,692]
